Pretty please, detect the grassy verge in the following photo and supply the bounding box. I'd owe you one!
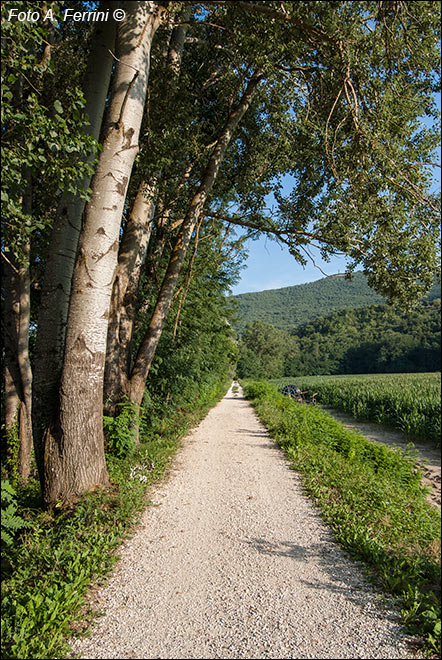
[1,377,230,660]
[243,380,441,656]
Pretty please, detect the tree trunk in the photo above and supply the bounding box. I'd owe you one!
[33,5,117,475]
[42,1,166,506]
[16,238,33,481]
[103,178,158,416]
[2,243,33,482]
[128,71,264,407]
[103,8,191,416]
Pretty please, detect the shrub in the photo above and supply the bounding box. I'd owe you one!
[103,398,140,458]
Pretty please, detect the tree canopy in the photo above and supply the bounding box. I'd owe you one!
[1,0,440,504]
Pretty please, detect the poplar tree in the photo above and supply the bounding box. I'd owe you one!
[41,1,169,504]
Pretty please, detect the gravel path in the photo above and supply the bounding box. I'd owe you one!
[69,383,423,659]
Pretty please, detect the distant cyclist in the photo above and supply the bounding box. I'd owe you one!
[281,384,303,401]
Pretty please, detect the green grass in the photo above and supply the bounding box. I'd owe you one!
[1,377,231,660]
[243,380,441,655]
[272,372,441,443]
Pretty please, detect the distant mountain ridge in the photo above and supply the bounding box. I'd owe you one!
[231,272,441,333]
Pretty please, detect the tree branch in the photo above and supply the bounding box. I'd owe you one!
[220,1,334,44]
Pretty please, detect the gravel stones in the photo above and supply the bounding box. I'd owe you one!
[69,384,423,659]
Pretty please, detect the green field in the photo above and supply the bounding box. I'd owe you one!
[271,372,441,443]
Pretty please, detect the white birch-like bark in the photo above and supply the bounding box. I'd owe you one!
[103,7,191,415]
[16,240,33,481]
[43,1,166,505]
[103,178,158,414]
[33,6,117,464]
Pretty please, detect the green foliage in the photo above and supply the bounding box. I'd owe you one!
[149,1,440,306]
[134,219,240,430]
[242,380,277,401]
[274,372,441,443]
[1,1,98,260]
[289,298,441,377]
[244,380,441,654]
[234,274,440,380]
[103,398,140,458]
[232,272,440,335]
[2,419,21,485]
[1,480,31,547]
[236,321,288,379]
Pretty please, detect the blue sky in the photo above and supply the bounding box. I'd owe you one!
[230,237,350,295]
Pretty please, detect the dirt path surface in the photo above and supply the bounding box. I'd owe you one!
[321,407,441,508]
[69,384,424,659]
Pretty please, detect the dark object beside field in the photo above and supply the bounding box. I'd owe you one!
[280,384,318,405]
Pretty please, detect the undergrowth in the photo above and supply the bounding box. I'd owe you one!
[243,380,441,656]
[1,377,230,660]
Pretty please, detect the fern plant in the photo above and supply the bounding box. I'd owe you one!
[1,479,30,546]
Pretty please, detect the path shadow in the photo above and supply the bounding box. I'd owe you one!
[243,536,400,615]
[235,428,269,438]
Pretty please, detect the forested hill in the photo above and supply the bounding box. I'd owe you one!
[231,272,441,333]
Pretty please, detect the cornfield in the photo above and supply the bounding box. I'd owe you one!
[272,373,441,443]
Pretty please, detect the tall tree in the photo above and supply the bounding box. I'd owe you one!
[32,2,117,463]
[41,1,169,505]
[2,201,33,481]
[103,6,191,416]
[1,3,98,479]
